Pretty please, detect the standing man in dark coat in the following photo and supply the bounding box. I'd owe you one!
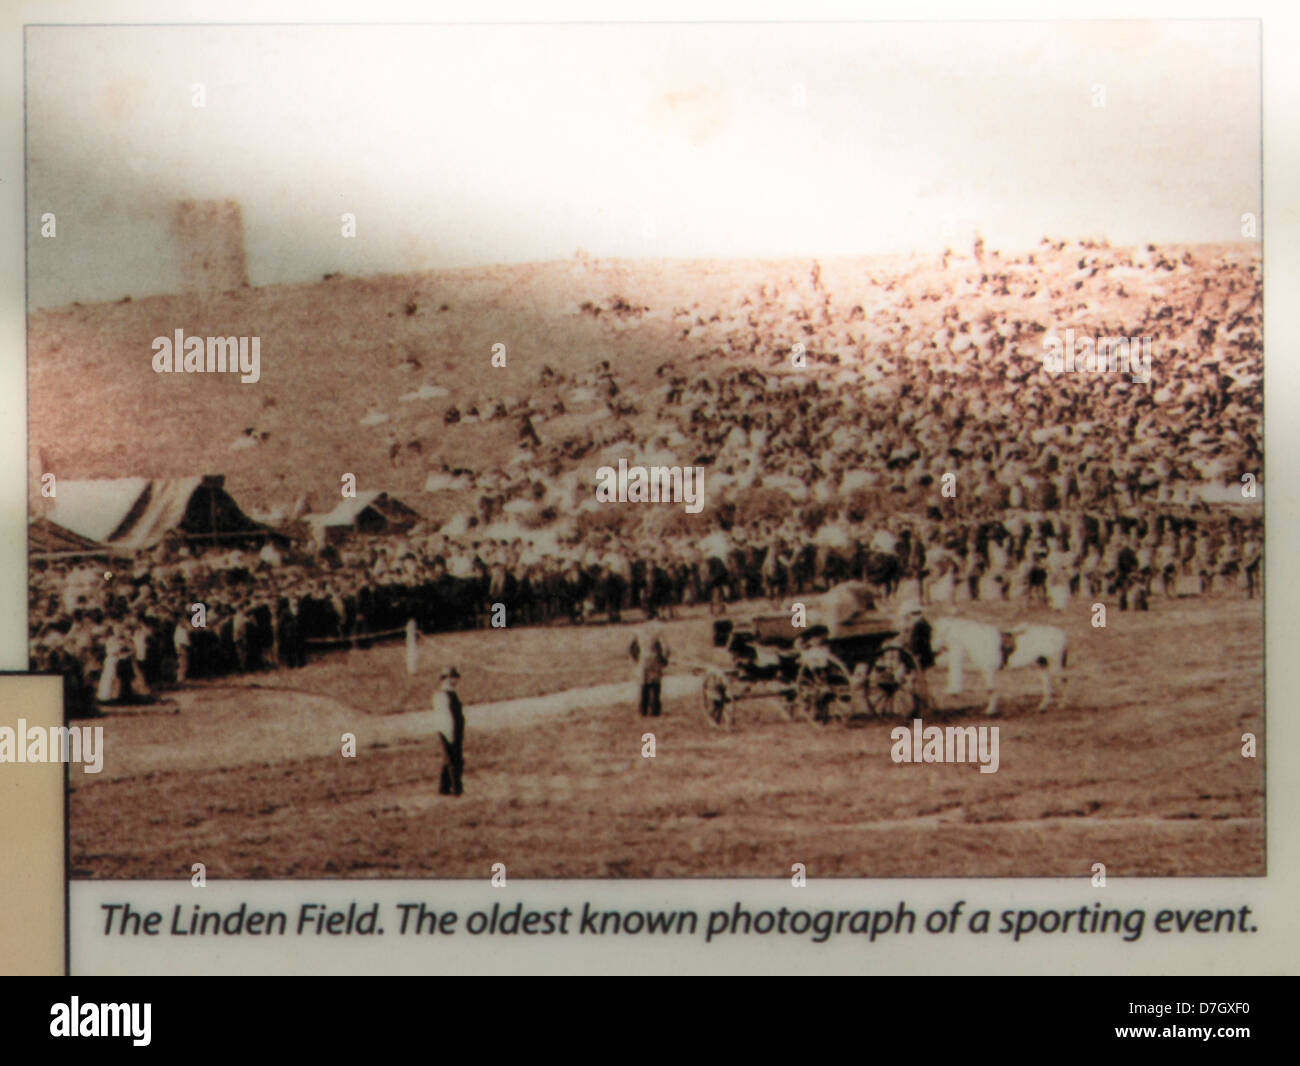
[433,666,466,796]
[630,624,669,718]
[892,600,934,714]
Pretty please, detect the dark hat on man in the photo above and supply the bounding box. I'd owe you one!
[440,665,461,681]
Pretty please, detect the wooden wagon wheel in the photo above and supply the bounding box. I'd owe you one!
[794,654,853,724]
[862,646,920,718]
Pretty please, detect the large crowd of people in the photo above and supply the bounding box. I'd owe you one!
[29,240,1263,715]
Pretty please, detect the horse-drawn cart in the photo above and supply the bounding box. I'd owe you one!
[702,614,922,725]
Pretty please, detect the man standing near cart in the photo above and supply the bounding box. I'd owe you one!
[897,599,934,713]
[630,623,669,718]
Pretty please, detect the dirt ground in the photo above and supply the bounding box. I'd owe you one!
[69,593,1264,879]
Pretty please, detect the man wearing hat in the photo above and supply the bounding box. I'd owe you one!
[432,666,466,796]
[629,624,669,718]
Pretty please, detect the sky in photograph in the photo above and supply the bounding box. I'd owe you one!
[25,20,1261,307]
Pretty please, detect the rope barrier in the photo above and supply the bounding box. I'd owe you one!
[301,624,410,648]
[300,612,730,678]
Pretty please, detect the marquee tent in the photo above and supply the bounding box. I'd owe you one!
[47,476,280,552]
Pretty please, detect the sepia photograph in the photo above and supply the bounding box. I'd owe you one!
[24,19,1263,880]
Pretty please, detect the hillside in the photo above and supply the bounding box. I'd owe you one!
[28,242,1261,526]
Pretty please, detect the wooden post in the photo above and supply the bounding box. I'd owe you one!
[405,619,418,677]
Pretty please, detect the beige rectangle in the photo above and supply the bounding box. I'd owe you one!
[0,675,66,975]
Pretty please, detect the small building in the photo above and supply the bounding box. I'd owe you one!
[308,491,421,544]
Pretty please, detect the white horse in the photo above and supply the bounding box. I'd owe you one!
[929,616,1068,716]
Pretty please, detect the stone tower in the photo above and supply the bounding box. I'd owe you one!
[171,199,249,293]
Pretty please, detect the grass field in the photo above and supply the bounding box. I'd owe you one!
[69,593,1264,879]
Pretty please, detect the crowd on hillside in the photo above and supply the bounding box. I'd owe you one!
[29,240,1263,713]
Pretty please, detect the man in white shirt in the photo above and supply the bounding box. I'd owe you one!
[173,615,192,682]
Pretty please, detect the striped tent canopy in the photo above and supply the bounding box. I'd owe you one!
[47,476,280,552]
[29,515,120,560]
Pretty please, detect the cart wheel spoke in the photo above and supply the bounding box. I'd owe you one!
[795,658,852,724]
